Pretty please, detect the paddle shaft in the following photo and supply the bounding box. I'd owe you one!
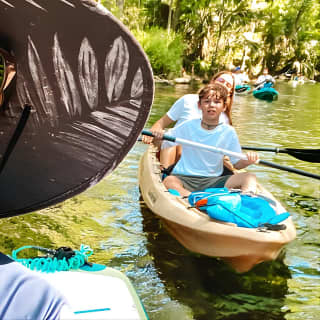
[258,160,320,180]
[243,146,295,153]
[142,130,248,160]
[254,78,273,87]
[141,130,320,180]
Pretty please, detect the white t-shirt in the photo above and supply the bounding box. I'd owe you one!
[167,94,201,125]
[234,73,249,86]
[234,73,244,86]
[169,119,242,177]
[256,74,274,85]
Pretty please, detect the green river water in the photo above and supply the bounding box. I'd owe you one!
[0,81,319,320]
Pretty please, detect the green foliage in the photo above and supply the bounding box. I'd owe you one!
[98,0,320,78]
[122,6,148,32]
[193,59,211,78]
[144,0,170,28]
[135,28,185,78]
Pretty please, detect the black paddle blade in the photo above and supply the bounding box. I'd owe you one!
[242,146,320,163]
[0,0,154,218]
[283,149,320,163]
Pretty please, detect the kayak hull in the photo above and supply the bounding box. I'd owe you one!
[139,147,296,273]
[253,87,278,101]
[235,84,251,93]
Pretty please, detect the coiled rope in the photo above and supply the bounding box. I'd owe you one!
[11,244,93,273]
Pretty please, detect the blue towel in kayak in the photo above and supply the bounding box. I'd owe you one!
[263,81,274,88]
[188,188,290,228]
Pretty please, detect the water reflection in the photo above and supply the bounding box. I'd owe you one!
[140,201,291,320]
[288,193,320,216]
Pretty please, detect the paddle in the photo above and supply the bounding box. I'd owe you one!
[253,78,275,91]
[242,146,320,163]
[141,130,320,180]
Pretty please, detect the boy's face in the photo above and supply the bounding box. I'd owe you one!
[198,90,226,122]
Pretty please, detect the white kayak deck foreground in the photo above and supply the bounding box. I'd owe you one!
[33,265,148,320]
[139,146,296,273]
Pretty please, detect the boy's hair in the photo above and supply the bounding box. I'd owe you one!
[198,83,228,104]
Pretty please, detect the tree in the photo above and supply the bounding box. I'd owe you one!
[97,0,320,78]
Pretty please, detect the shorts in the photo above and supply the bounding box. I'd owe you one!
[172,174,232,192]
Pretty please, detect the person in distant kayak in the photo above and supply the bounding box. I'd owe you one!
[142,71,235,169]
[255,68,275,90]
[160,82,259,197]
[233,66,249,86]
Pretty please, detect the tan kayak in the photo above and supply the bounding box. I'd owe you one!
[139,146,296,273]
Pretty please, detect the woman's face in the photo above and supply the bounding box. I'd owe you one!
[214,74,234,97]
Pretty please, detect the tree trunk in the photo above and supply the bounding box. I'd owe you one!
[167,0,173,34]
[172,0,181,31]
[241,47,247,70]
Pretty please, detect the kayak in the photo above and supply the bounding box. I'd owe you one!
[35,264,148,319]
[138,146,296,273]
[253,87,278,101]
[235,84,251,93]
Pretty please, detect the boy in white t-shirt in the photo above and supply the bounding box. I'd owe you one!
[142,72,235,169]
[162,83,259,197]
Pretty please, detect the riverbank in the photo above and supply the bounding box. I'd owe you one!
[154,74,319,86]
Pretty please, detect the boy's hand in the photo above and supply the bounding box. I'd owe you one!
[141,129,164,145]
[234,151,259,170]
[141,133,153,144]
[245,151,259,165]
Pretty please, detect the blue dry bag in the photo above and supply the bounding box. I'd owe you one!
[188,188,290,228]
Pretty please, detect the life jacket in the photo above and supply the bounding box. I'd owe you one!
[188,188,290,229]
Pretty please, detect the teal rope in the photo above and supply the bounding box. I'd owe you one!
[11,244,93,273]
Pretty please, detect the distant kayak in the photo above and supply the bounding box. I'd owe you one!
[289,79,304,87]
[235,84,251,93]
[253,87,278,101]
